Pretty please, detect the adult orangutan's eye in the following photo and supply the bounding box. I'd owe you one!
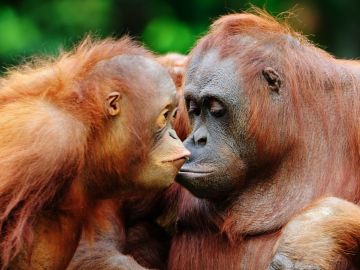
[187,99,200,116]
[208,99,226,118]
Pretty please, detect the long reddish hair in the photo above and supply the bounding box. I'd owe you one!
[0,37,150,267]
[192,9,360,217]
[169,11,360,269]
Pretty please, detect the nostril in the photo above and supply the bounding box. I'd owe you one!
[192,126,208,146]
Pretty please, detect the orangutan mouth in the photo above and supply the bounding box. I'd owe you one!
[179,168,214,174]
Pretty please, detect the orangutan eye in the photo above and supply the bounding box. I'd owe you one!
[208,99,226,118]
[187,99,200,116]
[156,109,169,130]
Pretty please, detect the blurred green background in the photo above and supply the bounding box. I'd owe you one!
[0,0,359,71]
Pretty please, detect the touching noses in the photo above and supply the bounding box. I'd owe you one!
[193,126,208,146]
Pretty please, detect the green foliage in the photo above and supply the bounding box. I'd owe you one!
[0,0,359,71]
[53,0,112,31]
[143,16,199,53]
[0,8,41,55]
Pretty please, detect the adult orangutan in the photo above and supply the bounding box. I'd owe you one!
[170,11,360,269]
[0,37,189,269]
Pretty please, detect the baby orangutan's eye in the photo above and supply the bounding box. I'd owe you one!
[172,108,178,120]
[156,109,169,130]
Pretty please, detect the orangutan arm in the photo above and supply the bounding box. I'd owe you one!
[66,195,175,270]
[269,197,360,270]
[67,199,153,270]
[67,229,151,270]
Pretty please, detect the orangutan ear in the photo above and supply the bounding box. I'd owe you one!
[106,92,121,116]
[262,67,282,93]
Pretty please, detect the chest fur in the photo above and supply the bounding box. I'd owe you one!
[169,230,280,270]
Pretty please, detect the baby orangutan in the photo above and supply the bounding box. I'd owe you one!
[0,37,189,269]
[67,52,191,270]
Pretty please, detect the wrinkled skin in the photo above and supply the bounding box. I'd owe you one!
[177,49,255,200]
[72,13,360,270]
[169,12,360,270]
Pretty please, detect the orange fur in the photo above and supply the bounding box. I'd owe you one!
[272,197,360,269]
[67,53,191,270]
[168,10,360,269]
[0,37,153,269]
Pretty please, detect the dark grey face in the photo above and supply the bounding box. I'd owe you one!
[176,49,257,199]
